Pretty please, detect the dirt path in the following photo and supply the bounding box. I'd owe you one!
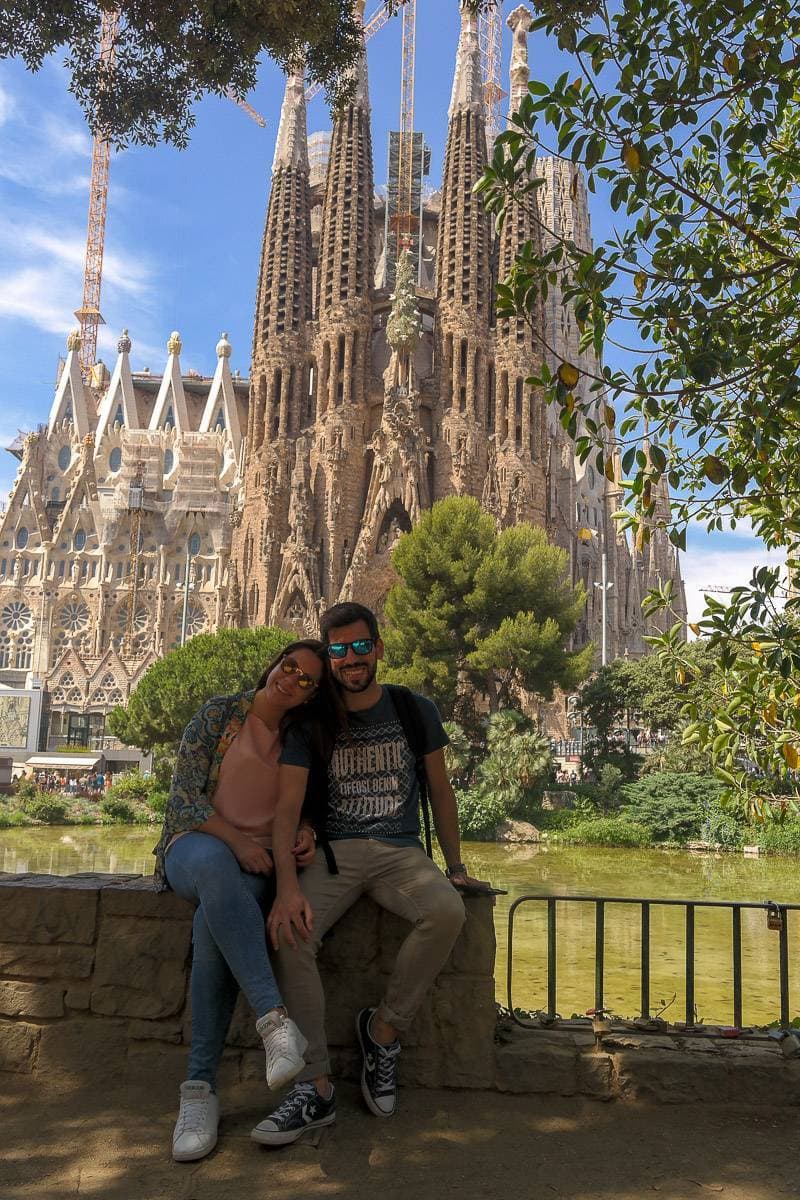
[3,1077,798,1200]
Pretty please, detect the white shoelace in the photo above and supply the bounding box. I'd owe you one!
[175,1096,209,1136]
[271,1081,315,1120]
[375,1042,400,1093]
[263,1018,291,1070]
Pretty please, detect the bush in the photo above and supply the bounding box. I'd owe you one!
[14,777,39,802]
[702,802,745,849]
[106,772,154,803]
[622,772,723,843]
[147,790,168,817]
[0,804,26,827]
[749,819,800,854]
[20,794,68,823]
[457,787,509,839]
[100,797,136,823]
[561,816,651,848]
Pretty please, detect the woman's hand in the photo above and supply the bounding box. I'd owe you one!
[292,824,316,867]
[268,887,314,950]
[232,836,273,875]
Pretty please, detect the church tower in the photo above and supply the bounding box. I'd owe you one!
[434,0,494,499]
[234,64,314,624]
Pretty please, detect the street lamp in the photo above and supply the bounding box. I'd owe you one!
[180,532,201,646]
[577,524,613,667]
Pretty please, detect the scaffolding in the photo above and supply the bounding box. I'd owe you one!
[479,0,506,153]
[384,132,430,289]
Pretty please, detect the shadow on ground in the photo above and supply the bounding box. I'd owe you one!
[3,1075,799,1199]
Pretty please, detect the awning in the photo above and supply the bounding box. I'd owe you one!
[25,754,103,771]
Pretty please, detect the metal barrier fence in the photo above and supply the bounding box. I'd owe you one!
[507,894,800,1030]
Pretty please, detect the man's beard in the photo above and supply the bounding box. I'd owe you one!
[335,660,378,693]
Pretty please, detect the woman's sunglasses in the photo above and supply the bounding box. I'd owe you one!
[326,638,375,659]
[280,658,319,691]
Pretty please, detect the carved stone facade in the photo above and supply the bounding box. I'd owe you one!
[231,1,685,652]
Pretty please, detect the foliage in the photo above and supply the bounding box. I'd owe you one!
[105,771,155,804]
[580,738,640,783]
[594,763,624,811]
[455,709,553,839]
[383,496,593,717]
[0,803,27,828]
[442,720,475,789]
[639,733,712,777]
[147,790,168,818]
[108,626,292,752]
[19,794,68,824]
[14,777,39,802]
[748,819,800,854]
[622,773,723,843]
[100,797,136,823]
[560,816,650,848]
[456,786,510,840]
[477,0,800,817]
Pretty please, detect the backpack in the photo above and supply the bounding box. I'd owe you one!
[303,683,433,875]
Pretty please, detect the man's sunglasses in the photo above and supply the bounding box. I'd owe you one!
[326,638,375,660]
[280,658,318,690]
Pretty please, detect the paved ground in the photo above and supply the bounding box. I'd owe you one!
[3,1076,799,1200]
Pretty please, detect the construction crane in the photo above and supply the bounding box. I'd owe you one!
[395,0,417,259]
[305,1,393,102]
[124,459,145,657]
[74,8,119,381]
[479,0,507,151]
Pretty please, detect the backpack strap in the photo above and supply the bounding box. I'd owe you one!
[303,751,338,874]
[384,683,433,859]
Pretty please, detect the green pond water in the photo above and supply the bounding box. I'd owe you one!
[3,826,800,1027]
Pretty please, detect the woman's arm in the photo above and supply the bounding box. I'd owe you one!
[267,763,314,949]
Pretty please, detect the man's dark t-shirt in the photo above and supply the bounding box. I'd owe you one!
[280,688,448,848]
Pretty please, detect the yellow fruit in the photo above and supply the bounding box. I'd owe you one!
[763,704,777,725]
[751,642,763,655]
[689,622,700,635]
[782,743,800,770]
[622,143,641,171]
[676,667,686,685]
[558,362,580,388]
[634,271,646,297]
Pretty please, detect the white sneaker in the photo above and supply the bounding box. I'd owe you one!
[172,1080,219,1162]
[256,1009,308,1089]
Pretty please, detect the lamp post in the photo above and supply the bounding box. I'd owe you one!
[180,532,201,646]
[577,524,613,667]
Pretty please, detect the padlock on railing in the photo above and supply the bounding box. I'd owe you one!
[766,900,784,932]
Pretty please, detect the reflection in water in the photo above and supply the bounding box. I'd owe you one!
[2,829,799,1026]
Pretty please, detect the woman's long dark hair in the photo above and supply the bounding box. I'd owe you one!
[256,639,345,761]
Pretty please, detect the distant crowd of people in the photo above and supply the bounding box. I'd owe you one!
[32,770,110,798]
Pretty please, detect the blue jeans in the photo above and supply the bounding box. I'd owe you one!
[165,832,282,1087]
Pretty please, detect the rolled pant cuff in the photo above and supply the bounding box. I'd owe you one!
[377,1000,413,1033]
[297,1057,332,1084]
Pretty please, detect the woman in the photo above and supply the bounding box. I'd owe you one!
[153,639,342,1163]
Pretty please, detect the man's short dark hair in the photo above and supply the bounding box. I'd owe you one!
[320,601,379,644]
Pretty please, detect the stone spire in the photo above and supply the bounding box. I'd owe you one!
[492,3,546,525]
[434,0,493,497]
[48,330,91,438]
[508,4,534,114]
[272,65,309,174]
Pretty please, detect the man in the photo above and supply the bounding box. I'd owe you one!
[251,601,487,1145]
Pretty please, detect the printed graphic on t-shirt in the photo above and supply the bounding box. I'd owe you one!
[327,719,417,839]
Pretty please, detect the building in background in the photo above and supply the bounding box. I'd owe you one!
[0,2,685,761]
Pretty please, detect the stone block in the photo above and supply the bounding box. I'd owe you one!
[0,1019,40,1073]
[612,1047,796,1106]
[91,916,191,1019]
[100,880,194,921]
[0,942,94,980]
[126,1040,191,1086]
[0,980,64,1019]
[447,900,496,976]
[496,1037,578,1095]
[127,1018,183,1043]
[578,1050,614,1098]
[601,1032,679,1053]
[318,899,381,971]
[65,986,91,1011]
[322,965,386,1046]
[37,1016,126,1081]
[0,879,97,945]
[430,974,496,1088]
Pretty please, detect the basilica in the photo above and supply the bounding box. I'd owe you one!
[0,1,684,760]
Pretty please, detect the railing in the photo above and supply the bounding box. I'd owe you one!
[507,894,798,1031]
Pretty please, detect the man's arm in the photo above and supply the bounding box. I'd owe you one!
[424,748,490,890]
[267,763,315,950]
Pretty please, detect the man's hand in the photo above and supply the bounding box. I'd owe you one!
[292,825,316,867]
[232,837,273,875]
[447,869,492,892]
[268,888,314,950]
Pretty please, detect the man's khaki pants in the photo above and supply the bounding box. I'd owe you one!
[273,838,466,1082]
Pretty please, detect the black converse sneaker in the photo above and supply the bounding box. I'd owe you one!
[250,1081,336,1146]
[356,1007,401,1117]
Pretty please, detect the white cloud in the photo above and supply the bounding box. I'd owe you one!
[681,541,786,625]
[0,81,14,127]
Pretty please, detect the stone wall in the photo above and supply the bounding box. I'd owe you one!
[0,873,497,1090]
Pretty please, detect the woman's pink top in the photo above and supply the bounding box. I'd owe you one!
[209,712,281,847]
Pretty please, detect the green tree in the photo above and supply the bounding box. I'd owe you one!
[108,626,291,751]
[477,0,800,816]
[623,773,724,844]
[382,496,593,717]
[456,709,553,838]
[1,2,493,148]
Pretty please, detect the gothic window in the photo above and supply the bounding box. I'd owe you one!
[14,633,33,670]
[109,447,122,472]
[164,449,174,474]
[113,403,124,426]
[2,602,32,631]
[15,527,28,550]
[0,633,10,668]
[66,687,83,703]
[213,408,225,432]
[58,601,89,632]
[58,446,71,471]
[286,594,306,624]
[164,405,175,429]
[116,604,149,634]
[74,529,87,551]
[184,604,206,639]
[108,689,124,705]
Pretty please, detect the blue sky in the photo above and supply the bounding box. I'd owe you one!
[0,1,782,622]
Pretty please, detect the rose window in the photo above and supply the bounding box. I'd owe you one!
[58,601,89,633]
[2,602,32,631]
[117,604,149,633]
[184,605,207,638]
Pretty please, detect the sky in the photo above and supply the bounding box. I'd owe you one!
[0,1,783,624]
